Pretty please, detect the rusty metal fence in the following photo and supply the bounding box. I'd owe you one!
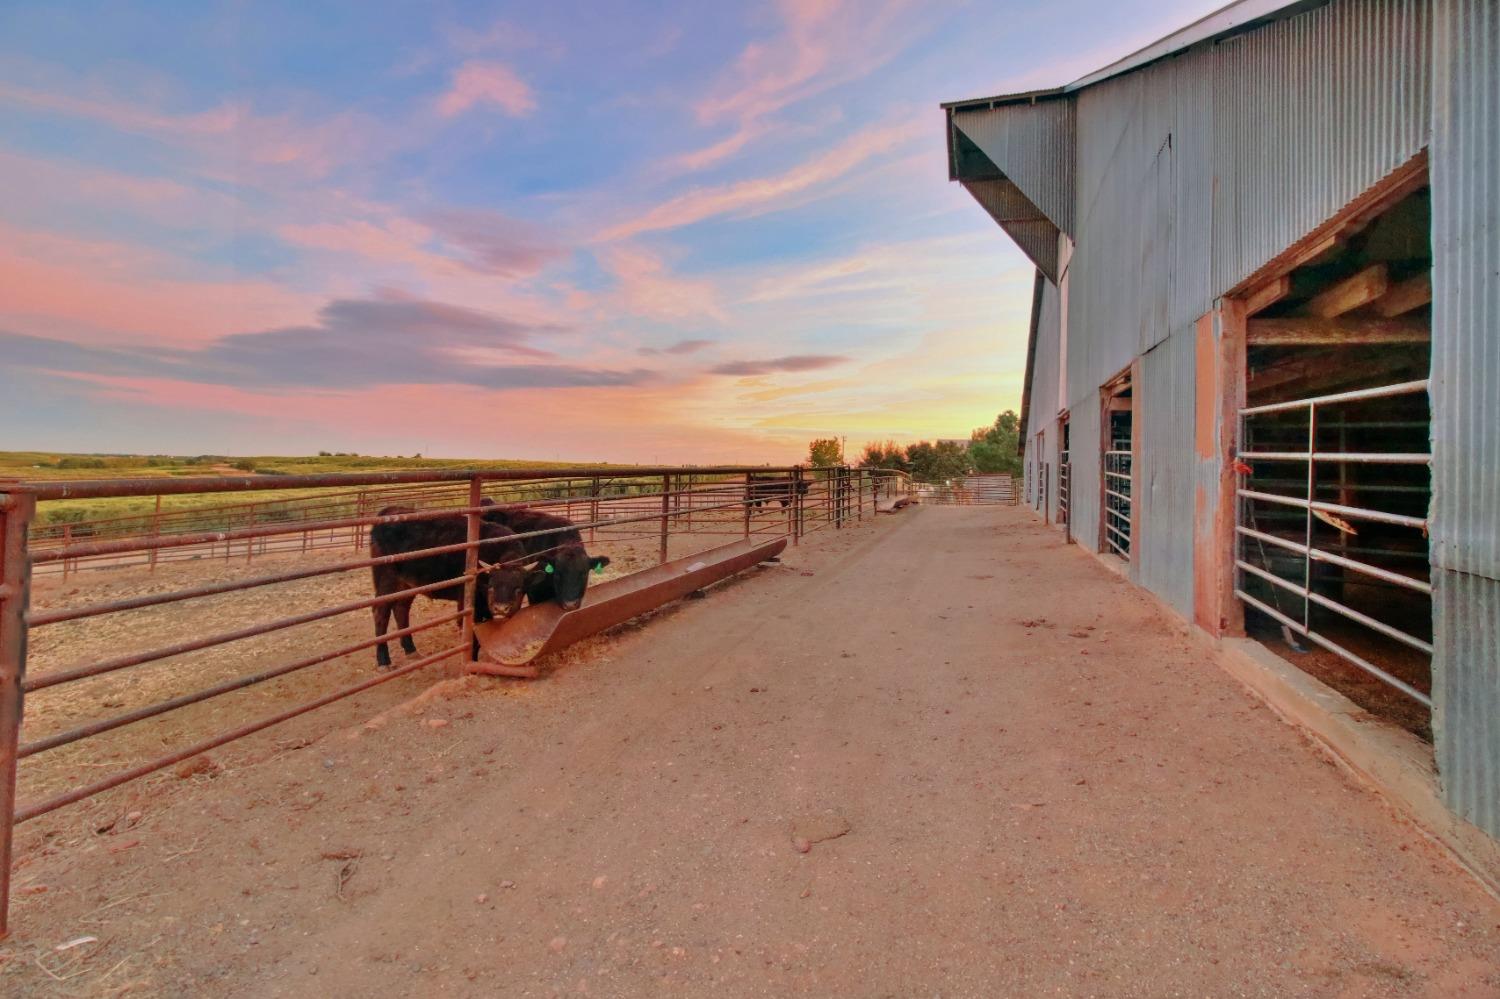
[0,464,910,937]
[914,474,1019,505]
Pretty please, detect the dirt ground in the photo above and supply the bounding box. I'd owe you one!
[5,505,1499,997]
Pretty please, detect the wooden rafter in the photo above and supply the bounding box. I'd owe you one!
[1248,346,1427,399]
[1243,275,1291,316]
[1247,315,1429,346]
[1301,264,1390,318]
[1374,272,1432,317]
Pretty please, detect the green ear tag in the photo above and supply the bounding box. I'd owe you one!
[594,564,604,575]
[544,563,554,574]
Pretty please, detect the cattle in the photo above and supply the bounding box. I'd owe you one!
[480,502,609,611]
[369,506,529,668]
[747,474,810,508]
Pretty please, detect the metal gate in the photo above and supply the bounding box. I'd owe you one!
[1233,379,1432,705]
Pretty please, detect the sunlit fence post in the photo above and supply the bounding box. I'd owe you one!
[793,467,804,544]
[462,476,482,674]
[0,490,35,941]
[659,474,671,564]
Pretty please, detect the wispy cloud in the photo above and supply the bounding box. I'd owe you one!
[436,60,536,117]
[638,338,714,356]
[600,119,921,240]
[709,354,849,376]
[2,293,652,392]
[422,208,567,277]
[599,244,726,322]
[0,82,372,179]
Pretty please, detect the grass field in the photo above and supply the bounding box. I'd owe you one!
[0,451,647,528]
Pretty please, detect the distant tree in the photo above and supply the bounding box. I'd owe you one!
[968,409,1023,477]
[231,458,257,472]
[807,438,842,467]
[318,450,332,457]
[859,440,909,472]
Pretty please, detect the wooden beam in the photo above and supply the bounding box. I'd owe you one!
[1374,271,1432,317]
[1247,315,1429,346]
[1243,275,1292,316]
[1248,347,1426,400]
[1302,264,1390,318]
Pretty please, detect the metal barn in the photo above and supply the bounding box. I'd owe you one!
[944,0,1499,837]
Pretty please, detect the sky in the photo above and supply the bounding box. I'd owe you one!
[0,0,1222,464]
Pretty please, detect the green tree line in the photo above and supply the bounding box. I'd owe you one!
[850,410,1022,484]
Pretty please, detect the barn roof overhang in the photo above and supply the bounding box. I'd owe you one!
[946,94,1074,283]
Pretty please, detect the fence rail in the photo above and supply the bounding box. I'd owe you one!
[0,463,911,938]
[914,474,1019,506]
[1103,450,1132,559]
[1234,378,1432,707]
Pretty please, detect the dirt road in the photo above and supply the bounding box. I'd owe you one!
[6,506,1499,996]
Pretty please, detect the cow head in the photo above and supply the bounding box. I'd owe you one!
[482,565,527,621]
[530,544,610,611]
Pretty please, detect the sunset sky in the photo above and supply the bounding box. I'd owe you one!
[1,0,1219,463]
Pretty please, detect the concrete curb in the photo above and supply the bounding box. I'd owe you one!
[1217,637,1500,899]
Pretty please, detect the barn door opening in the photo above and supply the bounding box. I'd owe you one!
[1232,159,1432,739]
[1101,373,1133,560]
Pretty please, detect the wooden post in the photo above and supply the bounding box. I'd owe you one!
[0,490,36,941]
[658,474,671,564]
[61,524,71,581]
[1219,299,1248,636]
[462,477,481,674]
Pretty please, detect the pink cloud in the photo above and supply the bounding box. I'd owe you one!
[694,0,919,128]
[436,61,536,117]
[599,245,726,323]
[50,371,805,464]
[0,222,318,347]
[0,82,370,179]
[598,120,921,240]
[0,149,242,233]
[665,120,767,173]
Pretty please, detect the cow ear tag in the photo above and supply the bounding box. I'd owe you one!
[594,564,605,575]
[544,563,555,574]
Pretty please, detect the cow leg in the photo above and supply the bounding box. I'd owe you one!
[373,598,393,668]
[392,597,417,655]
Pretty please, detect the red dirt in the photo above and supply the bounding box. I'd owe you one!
[4,506,1498,997]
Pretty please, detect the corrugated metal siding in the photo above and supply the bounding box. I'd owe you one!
[963,179,1059,280]
[953,100,1076,236]
[1135,330,1198,618]
[1211,0,1432,294]
[1430,0,1500,582]
[1434,568,1500,837]
[1430,0,1500,839]
[1067,394,1102,554]
[1070,54,1209,398]
[1028,280,1061,439]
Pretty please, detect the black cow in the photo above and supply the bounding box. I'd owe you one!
[480,503,609,611]
[369,506,529,668]
[747,474,810,508]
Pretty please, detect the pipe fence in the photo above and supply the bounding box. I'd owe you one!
[913,474,1020,506]
[0,464,912,937]
[1234,379,1432,706]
